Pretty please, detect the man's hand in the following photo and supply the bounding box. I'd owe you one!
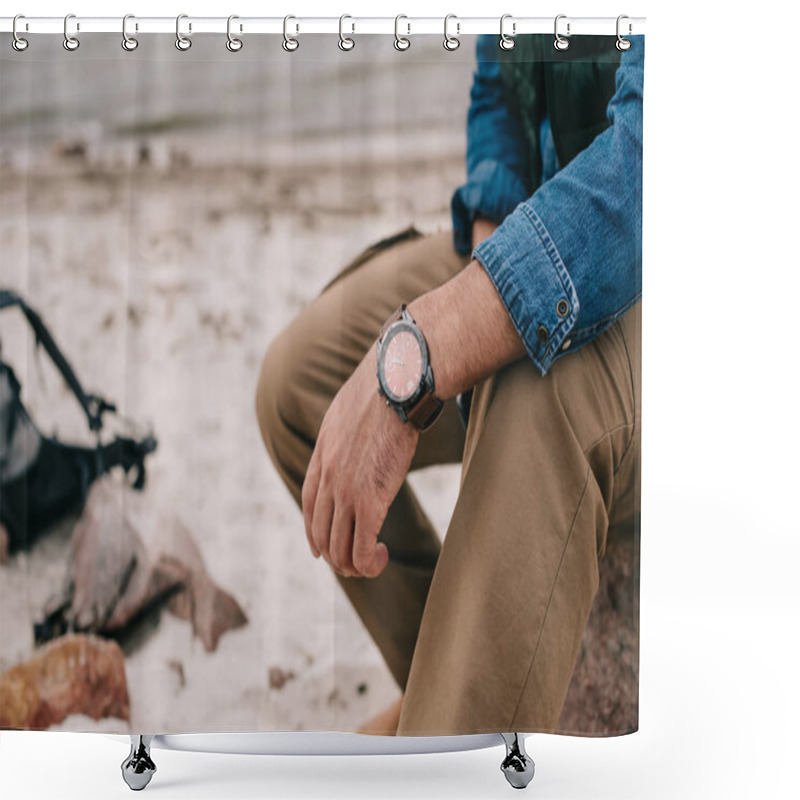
[301,212,524,580]
[301,343,419,579]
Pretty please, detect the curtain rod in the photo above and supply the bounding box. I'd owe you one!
[0,16,646,37]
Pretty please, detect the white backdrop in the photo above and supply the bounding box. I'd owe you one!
[1,1,798,799]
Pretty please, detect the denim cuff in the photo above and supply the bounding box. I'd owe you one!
[472,204,580,376]
[450,159,531,256]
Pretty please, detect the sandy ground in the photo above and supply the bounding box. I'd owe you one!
[0,35,473,733]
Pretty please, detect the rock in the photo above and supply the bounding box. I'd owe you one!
[65,477,141,631]
[52,140,88,161]
[157,517,249,652]
[0,633,129,729]
[37,475,248,653]
[38,477,185,640]
[268,666,296,690]
[558,519,639,733]
[167,658,186,688]
[103,544,186,634]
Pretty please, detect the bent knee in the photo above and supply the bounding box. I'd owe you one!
[255,308,336,466]
[255,327,305,465]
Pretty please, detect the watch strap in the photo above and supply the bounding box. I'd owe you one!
[406,391,444,431]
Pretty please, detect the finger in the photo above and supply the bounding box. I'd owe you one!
[361,542,389,579]
[301,450,321,558]
[311,476,335,562]
[352,504,390,578]
[329,502,356,577]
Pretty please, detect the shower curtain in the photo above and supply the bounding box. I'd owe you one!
[0,28,643,738]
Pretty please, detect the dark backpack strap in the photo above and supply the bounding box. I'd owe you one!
[0,289,113,431]
[94,433,158,490]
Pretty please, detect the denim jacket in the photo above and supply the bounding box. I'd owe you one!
[451,35,644,375]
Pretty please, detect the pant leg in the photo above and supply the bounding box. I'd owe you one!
[255,226,471,691]
[396,301,642,735]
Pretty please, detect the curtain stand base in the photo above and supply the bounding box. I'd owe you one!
[120,732,535,790]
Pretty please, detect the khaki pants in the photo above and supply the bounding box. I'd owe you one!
[255,225,641,735]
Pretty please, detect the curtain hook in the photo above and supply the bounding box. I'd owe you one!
[283,15,299,51]
[499,13,516,50]
[554,14,570,51]
[122,14,138,51]
[63,13,80,51]
[443,14,460,51]
[175,14,192,51]
[338,14,355,51]
[227,14,243,51]
[12,14,29,52]
[616,15,632,51]
[394,14,410,51]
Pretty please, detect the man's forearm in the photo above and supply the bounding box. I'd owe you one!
[302,217,525,579]
[407,259,526,401]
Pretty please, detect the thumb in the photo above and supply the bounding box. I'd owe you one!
[363,542,389,578]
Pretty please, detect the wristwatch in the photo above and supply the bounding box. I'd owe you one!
[376,304,444,431]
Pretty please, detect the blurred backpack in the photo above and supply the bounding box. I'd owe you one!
[0,289,157,555]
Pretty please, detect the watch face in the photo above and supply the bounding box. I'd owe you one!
[381,326,424,402]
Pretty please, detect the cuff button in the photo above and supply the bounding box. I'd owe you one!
[556,299,570,317]
[537,324,549,345]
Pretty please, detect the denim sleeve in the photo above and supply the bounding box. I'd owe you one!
[472,36,644,376]
[450,34,533,256]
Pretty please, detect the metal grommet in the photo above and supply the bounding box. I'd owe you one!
[12,14,29,52]
[554,14,570,51]
[175,13,192,51]
[443,14,460,51]
[537,325,549,345]
[499,14,515,50]
[338,14,355,51]
[616,15,632,51]
[394,14,410,51]
[122,14,138,51]
[283,15,299,51]
[226,14,243,52]
[63,13,80,51]
[557,299,570,318]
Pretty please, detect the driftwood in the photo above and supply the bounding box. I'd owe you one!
[38,475,247,652]
[0,633,129,729]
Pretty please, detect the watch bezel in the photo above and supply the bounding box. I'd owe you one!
[377,319,431,407]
